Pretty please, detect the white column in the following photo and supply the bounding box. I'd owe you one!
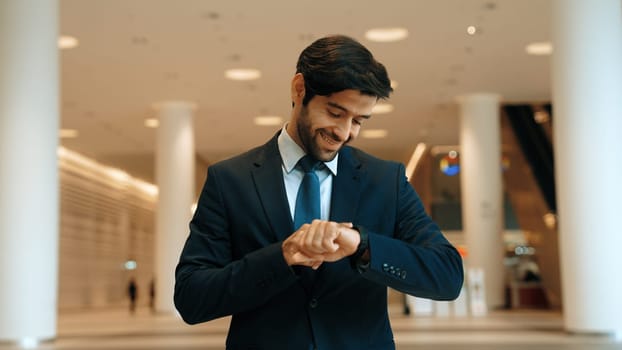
[552,0,622,338]
[457,93,505,310]
[0,0,59,344]
[153,101,196,313]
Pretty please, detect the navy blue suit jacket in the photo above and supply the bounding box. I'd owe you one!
[175,132,464,350]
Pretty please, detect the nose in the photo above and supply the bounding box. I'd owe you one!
[334,118,354,141]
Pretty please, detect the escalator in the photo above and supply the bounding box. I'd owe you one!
[503,104,556,213]
[501,103,561,308]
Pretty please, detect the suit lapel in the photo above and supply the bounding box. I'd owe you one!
[329,147,364,224]
[251,133,294,241]
[312,147,365,295]
[249,137,366,242]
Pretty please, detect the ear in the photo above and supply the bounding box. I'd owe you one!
[291,73,305,106]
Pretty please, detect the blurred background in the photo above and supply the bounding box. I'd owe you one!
[55,0,555,313]
[3,0,622,349]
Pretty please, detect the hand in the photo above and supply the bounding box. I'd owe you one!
[282,220,361,269]
[282,226,324,269]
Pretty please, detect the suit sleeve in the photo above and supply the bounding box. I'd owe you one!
[174,165,298,325]
[359,163,464,300]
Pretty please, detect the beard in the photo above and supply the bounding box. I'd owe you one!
[296,105,349,162]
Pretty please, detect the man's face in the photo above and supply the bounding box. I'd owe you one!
[294,89,377,162]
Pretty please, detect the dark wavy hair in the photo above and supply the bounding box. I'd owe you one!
[295,35,393,106]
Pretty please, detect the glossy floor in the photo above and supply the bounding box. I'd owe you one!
[0,306,620,350]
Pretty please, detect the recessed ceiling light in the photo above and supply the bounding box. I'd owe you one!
[59,129,79,138]
[543,212,557,229]
[533,110,550,123]
[390,80,399,89]
[225,68,262,81]
[144,118,159,128]
[466,26,478,35]
[365,28,408,42]
[254,115,283,126]
[361,129,388,139]
[372,103,394,114]
[526,42,553,55]
[58,35,79,49]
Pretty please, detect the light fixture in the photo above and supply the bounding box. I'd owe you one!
[533,110,550,124]
[144,118,159,128]
[390,80,399,89]
[466,26,478,35]
[361,129,388,139]
[405,143,427,181]
[124,260,137,270]
[191,202,198,215]
[58,35,79,49]
[372,103,394,114]
[543,212,557,229]
[225,68,261,81]
[106,168,130,182]
[526,42,553,55]
[365,28,408,42]
[57,146,158,197]
[254,115,283,126]
[59,129,79,138]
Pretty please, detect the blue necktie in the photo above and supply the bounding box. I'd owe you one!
[293,155,322,292]
[294,155,321,229]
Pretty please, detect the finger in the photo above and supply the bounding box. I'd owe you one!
[320,221,339,253]
[285,224,307,245]
[314,220,332,252]
[311,260,323,270]
[290,251,323,266]
[334,225,360,256]
[286,228,315,257]
[340,222,354,228]
[304,220,325,254]
[297,223,311,232]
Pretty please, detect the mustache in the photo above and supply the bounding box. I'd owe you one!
[319,129,350,144]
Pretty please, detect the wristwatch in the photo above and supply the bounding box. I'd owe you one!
[350,225,370,273]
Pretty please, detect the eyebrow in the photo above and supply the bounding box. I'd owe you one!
[326,101,372,119]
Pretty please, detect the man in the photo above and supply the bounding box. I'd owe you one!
[175,35,463,350]
[127,278,137,314]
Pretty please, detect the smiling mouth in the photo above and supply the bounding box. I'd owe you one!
[319,130,340,146]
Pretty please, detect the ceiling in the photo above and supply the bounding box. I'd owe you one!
[59,0,552,182]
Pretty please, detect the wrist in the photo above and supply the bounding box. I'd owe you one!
[349,225,370,272]
[281,241,294,266]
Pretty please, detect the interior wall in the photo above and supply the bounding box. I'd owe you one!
[58,150,156,310]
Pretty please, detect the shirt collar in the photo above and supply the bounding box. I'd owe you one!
[277,124,338,176]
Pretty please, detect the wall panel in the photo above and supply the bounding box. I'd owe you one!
[58,148,156,310]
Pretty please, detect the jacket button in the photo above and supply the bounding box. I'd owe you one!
[309,298,318,308]
[382,263,389,272]
[400,270,407,279]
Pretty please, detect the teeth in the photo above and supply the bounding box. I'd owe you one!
[320,131,337,144]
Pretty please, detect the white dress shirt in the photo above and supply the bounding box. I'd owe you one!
[277,125,338,225]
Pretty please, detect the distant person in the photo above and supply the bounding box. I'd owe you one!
[127,278,138,314]
[149,278,155,313]
[174,34,463,349]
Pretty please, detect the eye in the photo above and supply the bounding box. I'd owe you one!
[353,118,363,126]
[327,110,341,118]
